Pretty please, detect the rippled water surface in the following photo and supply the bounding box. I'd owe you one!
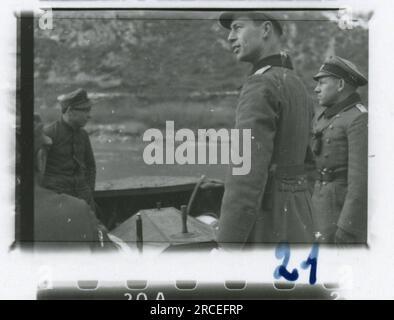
[92,137,227,183]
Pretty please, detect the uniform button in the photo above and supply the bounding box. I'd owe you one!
[322,182,327,186]
[329,125,334,129]
[326,138,331,144]
[336,114,340,118]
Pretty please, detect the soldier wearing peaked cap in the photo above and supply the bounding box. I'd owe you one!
[216,11,315,249]
[42,88,97,212]
[32,114,118,250]
[311,56,368,244]
[219,11,284,35]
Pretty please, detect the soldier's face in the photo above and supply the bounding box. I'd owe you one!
[69,108,91,127]
[314,76,341,107]
[228,17,265,63]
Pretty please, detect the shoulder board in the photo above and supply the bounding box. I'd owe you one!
[355,103,368,113]
[254,65,272,75]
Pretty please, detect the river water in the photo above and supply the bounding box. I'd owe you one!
[92,137,228,183]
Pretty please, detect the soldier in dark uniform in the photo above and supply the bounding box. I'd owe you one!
[43,88,96,211]
[217,12,315,248]
[311,56,368,244]
[33,114,114,250]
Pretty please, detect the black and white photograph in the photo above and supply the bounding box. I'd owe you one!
[21,8,369,251]
[2,0,394,300]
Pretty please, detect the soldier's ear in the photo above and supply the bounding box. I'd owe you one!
[338,78,345,92]
[261,21,274,38]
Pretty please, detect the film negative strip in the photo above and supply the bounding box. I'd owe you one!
[2,0,394,301]
[36,280,342,300]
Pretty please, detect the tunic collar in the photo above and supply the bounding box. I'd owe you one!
[323,92,361,119]
[251,53,293,75]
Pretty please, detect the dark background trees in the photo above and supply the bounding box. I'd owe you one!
[34,10,369,129]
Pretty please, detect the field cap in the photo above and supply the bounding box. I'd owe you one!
[219,11,283,36]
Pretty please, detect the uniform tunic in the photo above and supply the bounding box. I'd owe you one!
[218,54,315,247]
[311,92,368,243]
[43,117,96,209]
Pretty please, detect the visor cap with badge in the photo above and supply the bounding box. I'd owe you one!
[313,55,368,88]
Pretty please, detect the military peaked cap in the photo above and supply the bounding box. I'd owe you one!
[314,56,368,87]
[58,88,92,113]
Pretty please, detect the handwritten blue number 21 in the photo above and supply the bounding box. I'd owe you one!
[274,243,319,285]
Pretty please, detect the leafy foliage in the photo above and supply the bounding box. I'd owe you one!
[34,10,369,113]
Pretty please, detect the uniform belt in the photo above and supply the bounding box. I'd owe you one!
[263,164,308,209]
[316,168,347,182]
[278,177,308,192]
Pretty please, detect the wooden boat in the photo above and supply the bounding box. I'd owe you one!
[94,175,224,252]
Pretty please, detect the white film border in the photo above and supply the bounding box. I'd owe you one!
[1,0,394,300]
